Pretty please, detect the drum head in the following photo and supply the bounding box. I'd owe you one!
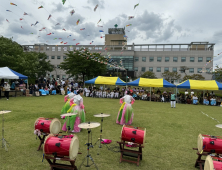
[69,135,79,160]
[43,134,54,154]
[198,134,203,153]
[204,155,214,170]
[143,128,146,145]
[121,125,125,140]
[50,118,61,135]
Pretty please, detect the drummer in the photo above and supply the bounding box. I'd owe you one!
[62,89,86,132]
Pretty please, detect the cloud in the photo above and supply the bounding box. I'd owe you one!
[87,0,105,9]
[52,2,69,12]
[82,6,92,10]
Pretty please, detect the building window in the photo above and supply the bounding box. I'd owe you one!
[142,57,146,62]
[51,56,55,59]
[197,68,202,73]
[134,67,138,71]
[149,67,153,72]
[70,47,73,51]
[63,56,67,60]
[62,75,66,79]
[198,57,203,62]
[189,68,194,73]
[165,57,170,62]
[46,47,50,51]
[63,47,67,51]
[47,56,49,59]
[149,57,154,62]
[52,47,55,51]
[57,65,60,68]
[181,57,186,62]
[164,67,169,72]
[141,67,146,72]
[173,57,178,62]
[206,57,211,62]
[173,67,177,72]
[206,68,211,73]
[157,57,162,62]
[57,56,61,59]
[135,57,139,62]
[190,57,195,62]
[58,47,61,51]
[156,67,161,72]
[57,75,60,79]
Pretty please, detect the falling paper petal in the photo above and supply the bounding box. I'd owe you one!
[38,6,43,9]
[128,16,134,20]
[6,19,9,23]
[99,30,104,32]
[94,4,98,12]
[97,25,103,27]
[76,43,80,45]
[35,21,39,25]
[60,41,63,44]
[19,18,24,21]
[48,14,52,20]
[10,3,17,6]
[56,23,60,26]
[64,42,68,44]
[126,24,132,27]
[134,3,139,9]
[97,19,101,24]
[47,33,51,35]
[62,0,66,5]
[62,28,66,31]
[6,10,12,12]
[80,28,85,30]
[76,19,80,25]
[70,9,75,16]
[23,12,28,15]
[67,35,72,38]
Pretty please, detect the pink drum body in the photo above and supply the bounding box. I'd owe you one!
[212,161,222,169]
[121,125,146,145]
[202,136,222,153]
[44,136,72,157]
[35,118,52,133]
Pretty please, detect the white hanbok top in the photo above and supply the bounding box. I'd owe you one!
[68,92,76,99]
[74,95,83,106]
[123,95,133,104]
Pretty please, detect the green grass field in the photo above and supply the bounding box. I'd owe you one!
[0,95,222,170]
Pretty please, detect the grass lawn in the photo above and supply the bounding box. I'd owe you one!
[0,95,222,170]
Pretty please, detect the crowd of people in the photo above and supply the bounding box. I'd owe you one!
[1,78,222,107]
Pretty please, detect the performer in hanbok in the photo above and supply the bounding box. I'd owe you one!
[116,91,135,125]
[62,89,86,132]
[61,88,75,115]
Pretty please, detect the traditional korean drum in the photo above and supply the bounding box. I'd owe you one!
[198,134,222,154]
[204,155,222,170]
[43,134,79,160]
[34,117,61,135]
[121,125,146,145]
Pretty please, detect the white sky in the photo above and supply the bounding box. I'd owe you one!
[0,0,222,67]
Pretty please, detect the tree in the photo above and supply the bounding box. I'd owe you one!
[212,65,222,81]
[179,66,189,75]
[182,74,205,81]
[140,71,156,78]
[161,71,181,82]
[60,48,107,82]
[0,36,53,80]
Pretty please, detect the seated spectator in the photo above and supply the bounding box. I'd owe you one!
[110,90,114,98]
[186,96,191,104]
[132,92,137,99]
[210,96,216,106]
[161,93,164,102]
[60,86,65,95]
[203,97,209,105]
[138,91,142,100]
[217,97,221,106]
[142,92,147,100]
[193,95,198,105]
[151,93,156,101]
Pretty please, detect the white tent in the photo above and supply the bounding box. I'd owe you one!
[0,67,28,79]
